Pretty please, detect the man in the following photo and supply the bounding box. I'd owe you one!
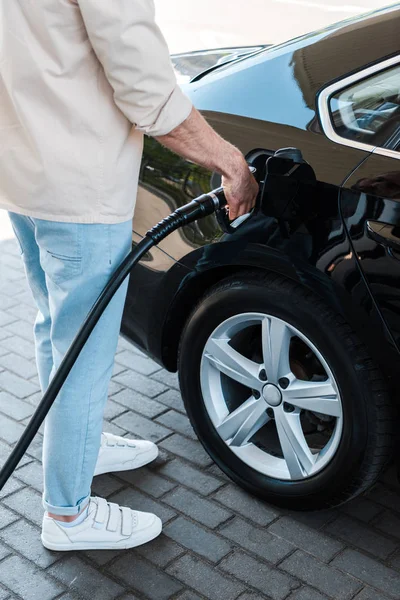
[0,0,258,551]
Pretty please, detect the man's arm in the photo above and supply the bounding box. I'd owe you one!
[77,0,257,218]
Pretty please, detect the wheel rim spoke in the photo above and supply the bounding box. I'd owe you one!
[217,396,270,447]
[262,317,292,382]
[284,379,341,417]
[204,337,260,390]
[275,410,316,478]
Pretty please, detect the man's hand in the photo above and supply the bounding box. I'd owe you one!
[156,107,258,218]
[222,159,259,220]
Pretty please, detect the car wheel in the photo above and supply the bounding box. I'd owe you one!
[178,272,395,510]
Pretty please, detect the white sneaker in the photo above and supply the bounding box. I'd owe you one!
[94,432,158,476]
[41,497,162,551]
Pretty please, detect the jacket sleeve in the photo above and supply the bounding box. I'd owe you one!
[76,0,193,136]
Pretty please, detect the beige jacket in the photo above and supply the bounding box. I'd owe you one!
[0,0,192,223]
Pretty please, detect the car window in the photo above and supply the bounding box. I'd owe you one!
[329,64,400,152]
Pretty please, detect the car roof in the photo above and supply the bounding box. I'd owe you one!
[291,3,400,109]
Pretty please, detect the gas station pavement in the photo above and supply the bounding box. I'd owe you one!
[0,219,400,600]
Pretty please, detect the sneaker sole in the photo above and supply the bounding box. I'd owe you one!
[41,516,162,551]
[93,445,159,477]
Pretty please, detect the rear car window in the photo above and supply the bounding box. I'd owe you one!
[329,64,400,152]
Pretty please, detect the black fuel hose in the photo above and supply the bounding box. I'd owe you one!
[0,188,225,491]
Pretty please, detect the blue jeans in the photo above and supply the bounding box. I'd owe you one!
[8,213,132,516]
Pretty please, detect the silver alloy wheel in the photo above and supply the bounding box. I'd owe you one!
[200,313,343,481]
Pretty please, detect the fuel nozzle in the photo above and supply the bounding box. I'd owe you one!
[146,165,258,241]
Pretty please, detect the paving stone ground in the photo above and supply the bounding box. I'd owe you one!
[1,232,400,600]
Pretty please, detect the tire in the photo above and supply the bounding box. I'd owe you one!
[178,272,395,510]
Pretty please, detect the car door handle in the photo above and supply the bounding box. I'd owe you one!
[367,220,400,250]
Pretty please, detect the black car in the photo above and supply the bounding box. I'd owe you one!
[121,5,400,510]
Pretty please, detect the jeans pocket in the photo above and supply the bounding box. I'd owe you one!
[37,222,83,286]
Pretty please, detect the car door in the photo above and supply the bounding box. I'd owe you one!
[320,55,400,351]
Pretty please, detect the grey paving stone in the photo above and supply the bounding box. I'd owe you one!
[6,303,37,324]
[0,391,34,421]
[166,553,245,600]
[353,588,392,600]
[0,311,16,328]
[176,593,203,600]
[112,388,167,418]
[0,329,11,342]
[0,413,26,444]
[0,440,29,467]
[206,463,231,482]
[268,516,343,562]
[101,420,127,437]
[0,294,17,311]
[113,370,167,397]
[151,369,179,390]
[113,411,171,442]
[163,487,231,528]
[0,505,18,529]
[368,484,400,513]
[158,458,223,496]
[116,467,176,498]
[221,517,293,563]
[48,556,124,600]
[325,514,397,560]
[24,390,42,407]
[156,410,196,439]
[237,594,273,600]
[0,476,24,500]
[0,585,10,600]
[332,549,400,598]
[0,554,65,600]
[112,361,126,377]
[82,548,121,566]
[0,542,11,561]
[164,516,231,562]
[373,510,400,540]
[0,353,37,379]
[25,437,43,462]
[15,460,42,492]
[213,485,278,526]
[111,554,183,600]
[341,497,383,523]
[107,380,124,396]
[0,519,61,568]
[160,434,213,468]
[156,389,185,413]
[103,399,127,422]
[134,533,184,567]
[220,550,298,600]
[281,551,362,599]
[115,350,160,375]
[286,509,337,531]
[0,370,39,399]
[286,588,328,600]
[0,281,26,300]
[110,488,176,524]
[91,474,125,499]
[3,319,35,341]
[3,487,43,527]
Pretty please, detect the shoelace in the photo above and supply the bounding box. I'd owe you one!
[92,497,137,536]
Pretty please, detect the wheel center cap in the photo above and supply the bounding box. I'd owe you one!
[262,383,282,407]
